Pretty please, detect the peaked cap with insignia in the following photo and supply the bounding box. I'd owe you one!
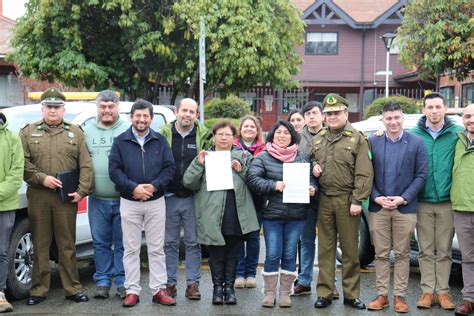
[41,87,66,106]
[322,93,349,113]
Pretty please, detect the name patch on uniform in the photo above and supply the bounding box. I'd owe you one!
[350,137,355,142]
[187,144,197,149]
[68,132,75,138]
[31,133,43,137]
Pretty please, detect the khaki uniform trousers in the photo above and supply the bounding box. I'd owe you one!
[368,208,417,297]
[27,187,82,297]
[417,201,454,294]
[317,192,360,300]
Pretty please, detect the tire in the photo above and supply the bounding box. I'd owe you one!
[336,214,375,267]
[6,218,33,300]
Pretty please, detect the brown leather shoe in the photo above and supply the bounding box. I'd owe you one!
[122,294,139,307]
[166,284,177,298]
[153,289,176,306]
[416,293,436,309]
[438,293,455,310]
[185,283,201,300]
[455,300,474,315]
[394,296,409,313]
[367,295,389,311]
[291,284,311,296]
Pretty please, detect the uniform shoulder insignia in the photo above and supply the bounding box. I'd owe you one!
[20,123,30,131]
[358,130,368,140]
[320,130,327,136]
[343,130,353,136]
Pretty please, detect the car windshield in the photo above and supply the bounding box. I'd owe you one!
[5,110,76,134]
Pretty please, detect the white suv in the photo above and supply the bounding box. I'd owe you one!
[2,101,175,299]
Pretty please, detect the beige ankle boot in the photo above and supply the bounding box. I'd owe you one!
[262,272,279,307]
[279,271,297,307]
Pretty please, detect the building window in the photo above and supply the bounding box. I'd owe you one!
[440,86,455,107]
[305,32,338,55]
[462,83,474,107]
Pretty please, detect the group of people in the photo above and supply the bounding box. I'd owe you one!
[0,88,473,316]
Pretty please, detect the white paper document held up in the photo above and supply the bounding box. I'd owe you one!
[283,163,310,203]
[205,151,234,191]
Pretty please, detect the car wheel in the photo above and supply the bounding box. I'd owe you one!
[7,218,33,300]
[336,214,375,267]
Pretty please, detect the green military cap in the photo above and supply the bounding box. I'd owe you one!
[322,93,349,113]
[41,87,66,106]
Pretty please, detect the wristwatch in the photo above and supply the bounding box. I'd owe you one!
[403,199,408,205]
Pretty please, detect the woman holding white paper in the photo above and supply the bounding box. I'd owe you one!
[183,119,259,306]
[247,120,316,308]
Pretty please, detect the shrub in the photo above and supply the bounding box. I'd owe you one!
[204,117,241,130]
[364,96,421,119]
[204,95,251,119]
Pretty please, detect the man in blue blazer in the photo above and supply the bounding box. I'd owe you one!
[366,103,427,313]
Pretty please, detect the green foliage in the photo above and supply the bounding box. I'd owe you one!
[364,96,420,119]
[397,0,473,81]
[204,95,251,119]
[204,117,241,130]
[8,0,304,101]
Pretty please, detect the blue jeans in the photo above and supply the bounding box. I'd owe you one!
[236,210,262,278]
[0,211,15,290]
[298,208,317,286]
[263,219,305,273]
[88,196,125,287]
[164,196,201,285]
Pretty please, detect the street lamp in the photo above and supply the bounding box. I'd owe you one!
[382,32,396,97]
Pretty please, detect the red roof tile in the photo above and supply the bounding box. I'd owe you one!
[333,0,399,23]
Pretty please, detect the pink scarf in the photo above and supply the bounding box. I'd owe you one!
[266,142,298,163]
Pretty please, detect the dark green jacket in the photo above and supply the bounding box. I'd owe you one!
[183,147,259,246]
[410,116,463,202]
[451,132,474,212]
[159,120,212,151]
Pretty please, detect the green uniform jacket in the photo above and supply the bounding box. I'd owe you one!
[451,132,474,212]
[160,120,212,150]
[311,122,373,205]
[183,147,259,246]
[20,120,94,198]
[0,121,24,211]
[410,116,463,202]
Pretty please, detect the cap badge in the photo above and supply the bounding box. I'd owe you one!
[326,96,337,105]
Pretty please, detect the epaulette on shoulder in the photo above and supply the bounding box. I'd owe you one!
[20,123,30,131]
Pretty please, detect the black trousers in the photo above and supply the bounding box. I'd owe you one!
[208,236,244,287]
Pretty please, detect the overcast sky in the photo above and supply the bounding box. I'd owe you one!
[3,0,27,20]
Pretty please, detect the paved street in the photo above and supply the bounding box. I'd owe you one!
[10,257,464,315]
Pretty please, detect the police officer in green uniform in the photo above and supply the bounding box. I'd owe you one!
[20,88,93,305]
[311,94,373,310]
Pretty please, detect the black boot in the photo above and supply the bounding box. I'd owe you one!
[224,257,238,305]
[209,250,225,305]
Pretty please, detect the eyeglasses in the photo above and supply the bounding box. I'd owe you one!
[215,133,233,138]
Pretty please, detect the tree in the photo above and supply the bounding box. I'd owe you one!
[397,0,473,82]
[8,0,304,102]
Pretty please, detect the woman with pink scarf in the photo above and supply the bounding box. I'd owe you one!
[247,120,316,308]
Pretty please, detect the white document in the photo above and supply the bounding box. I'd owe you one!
[205,151,234,191]
[283,163,310,203]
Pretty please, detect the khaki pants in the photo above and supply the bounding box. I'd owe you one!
[453,211,474,302]
[120,197,167,296]
[317,192,360,300]
[27,187,82,297]
[417,201,454,294]
[368,209,416,297]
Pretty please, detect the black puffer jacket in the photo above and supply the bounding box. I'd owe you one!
[247,150,316,221]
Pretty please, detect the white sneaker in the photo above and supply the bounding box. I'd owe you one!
[245,277,257,288]
[0,291,13,313]
[234,277,246,288]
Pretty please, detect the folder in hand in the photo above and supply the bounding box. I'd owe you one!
[56,169,79,202]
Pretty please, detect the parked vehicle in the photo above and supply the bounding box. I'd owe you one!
[3,101,175,299]
[341,114,463,267]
